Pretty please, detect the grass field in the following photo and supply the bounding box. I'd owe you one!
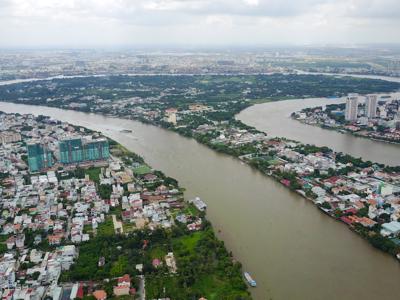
[97,217,115,237]
[85,167,101,184]
[133,165,152,175]
[145,275,181,299]
[149,245,167,260]
[173,231,203,253]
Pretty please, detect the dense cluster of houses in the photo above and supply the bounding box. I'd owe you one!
[0,114,109,298]
[139,102,400,254]
[0,113,206,300]
[156,105,400,258]
[242,137,400,254]
[79,88,400,263]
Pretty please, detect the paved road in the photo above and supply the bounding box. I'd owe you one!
[137,275,145,300]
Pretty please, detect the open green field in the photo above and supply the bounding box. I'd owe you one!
[133,165,152,175]
[85,166,102,184]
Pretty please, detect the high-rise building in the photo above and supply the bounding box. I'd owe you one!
[365,94,378,119]
[59,137,110,164]
[27,142,53,172]
[396,111,400,130]
[83,138,110,161]
[59,138,84,164]
[345,93,359,122]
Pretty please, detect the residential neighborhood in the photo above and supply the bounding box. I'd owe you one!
[293,94,400,144]
[0,112,248,300]
[118,99,400,260]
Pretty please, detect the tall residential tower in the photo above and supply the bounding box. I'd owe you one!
[59,137,110,164]
[345,93,359,122]
[365,94,378,119]
[27,142,53,172]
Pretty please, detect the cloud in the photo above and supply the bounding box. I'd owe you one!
[2,0,400,22]
[0,0,399,47]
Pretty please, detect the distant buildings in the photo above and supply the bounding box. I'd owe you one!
[396,111,400,130]
[59,137,110,164]
[345,93,359,121]
[365,94,378,118]
[27,142,53,172]
[189,104,211,112]
[347,93,378,120]
[295,96,400,143]
[164,108,180,125]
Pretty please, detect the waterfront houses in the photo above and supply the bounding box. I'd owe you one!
[0,112,250,300]
[293,95,400,144]
[96,98,400,260]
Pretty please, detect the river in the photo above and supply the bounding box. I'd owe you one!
[1,101,400,300]
[237,92,400,166]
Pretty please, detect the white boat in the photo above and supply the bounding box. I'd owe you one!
[244,272,257,287]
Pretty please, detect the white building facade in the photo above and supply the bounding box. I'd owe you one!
[345,93,359,121]
[365,94,378,119]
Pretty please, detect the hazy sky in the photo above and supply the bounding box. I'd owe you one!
[0,0,399,48]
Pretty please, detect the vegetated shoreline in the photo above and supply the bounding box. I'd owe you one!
[0,111,252,300]
[4,96,400,262]
[164,116,400,262]
[292,115,400,146]
[94,139,252,299]
[1,74,400,262]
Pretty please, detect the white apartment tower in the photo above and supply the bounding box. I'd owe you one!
[365,94,378,119]
[345,93,359,121]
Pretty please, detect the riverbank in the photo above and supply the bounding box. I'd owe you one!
[294,117,400,146]
[237,93,400,166]
[78,137,252,300]
[81,98,400,262]
[103,140,252,299]
[291,99,400,146]
[165,122,400,260]
[10,92,400,263]
[0,111,251,300]
[4,102,400,300]
[2,73,400,299]
[1,73,400,261]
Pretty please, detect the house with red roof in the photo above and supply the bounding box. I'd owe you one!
[280,179,290,187]
[93,290,107,300]
[113,274,131,296]
[118,274,130,286]
[340,216,354,226]
[76,283,84,299]
[48,234,63,245]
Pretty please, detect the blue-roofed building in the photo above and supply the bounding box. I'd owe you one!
[381,221,400,236]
